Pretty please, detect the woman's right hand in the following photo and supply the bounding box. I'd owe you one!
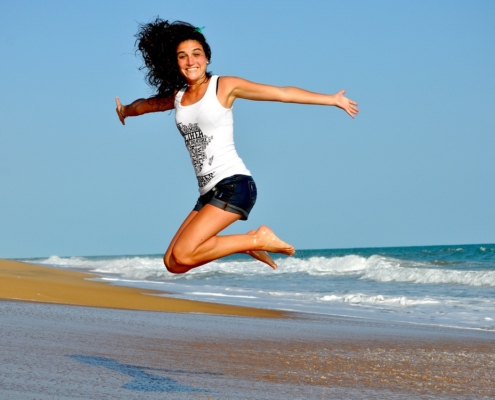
[115,97,126,125]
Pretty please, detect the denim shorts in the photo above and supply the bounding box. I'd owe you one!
[193,175,257,220]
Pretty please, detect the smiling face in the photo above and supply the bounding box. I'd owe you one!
[176,40,208,84]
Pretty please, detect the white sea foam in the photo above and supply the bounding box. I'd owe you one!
[277,255,368,275]
[187,292,257,298]
[360,255,495,287]
[274,255,495,287]
[319,293,439,306]
[30,253,495,288]
[35,255,169,280]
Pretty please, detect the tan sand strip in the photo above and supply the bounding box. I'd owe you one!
[0,259,283,318]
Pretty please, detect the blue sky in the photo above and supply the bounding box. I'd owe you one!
[1,1,494,258]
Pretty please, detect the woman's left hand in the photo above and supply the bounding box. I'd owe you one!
[333,90,359,119]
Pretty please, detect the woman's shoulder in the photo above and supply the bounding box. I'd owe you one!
[217,76,243,84]
[216,76,248,91]
[173,87,185,102]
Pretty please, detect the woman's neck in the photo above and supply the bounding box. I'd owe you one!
[186,75,209,92]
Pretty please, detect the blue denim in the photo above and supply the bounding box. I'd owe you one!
[193,175,257,220]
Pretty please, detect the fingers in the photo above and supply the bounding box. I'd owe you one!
[346,101,359,119]
[343,95,358,118]
[348,106,359,118]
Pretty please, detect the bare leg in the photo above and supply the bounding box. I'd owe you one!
[164,205,294,274]
[163,210,199,274]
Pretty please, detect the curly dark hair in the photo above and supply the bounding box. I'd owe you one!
[135,18,212,99]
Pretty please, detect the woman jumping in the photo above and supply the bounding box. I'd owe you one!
[116,19,358,274]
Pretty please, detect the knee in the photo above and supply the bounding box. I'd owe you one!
[171,246,194,267]
[168,237,199,266]
[163,254,180,274]
[163,252,191,274]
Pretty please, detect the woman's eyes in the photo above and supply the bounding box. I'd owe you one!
[178,53,203,60]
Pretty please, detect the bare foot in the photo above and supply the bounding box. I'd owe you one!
[255,226,295,256]
[244,230,277,269]
[246,250,277,269]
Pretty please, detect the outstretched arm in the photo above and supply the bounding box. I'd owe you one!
[115,96,174,125]
[218,77,359,118]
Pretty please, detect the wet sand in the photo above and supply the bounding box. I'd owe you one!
[1,259,495,399]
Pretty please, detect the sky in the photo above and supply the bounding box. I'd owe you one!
[1,1,494,259]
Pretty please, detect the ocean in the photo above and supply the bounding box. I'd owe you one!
[24,243,495,331]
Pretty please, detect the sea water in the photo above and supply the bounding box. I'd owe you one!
[24,244,495,331]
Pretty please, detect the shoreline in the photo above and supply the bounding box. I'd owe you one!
[0,259,283,318]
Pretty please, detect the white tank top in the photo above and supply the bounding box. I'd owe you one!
[174,75,251,195]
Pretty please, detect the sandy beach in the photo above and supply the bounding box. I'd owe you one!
[1,259,495,399]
